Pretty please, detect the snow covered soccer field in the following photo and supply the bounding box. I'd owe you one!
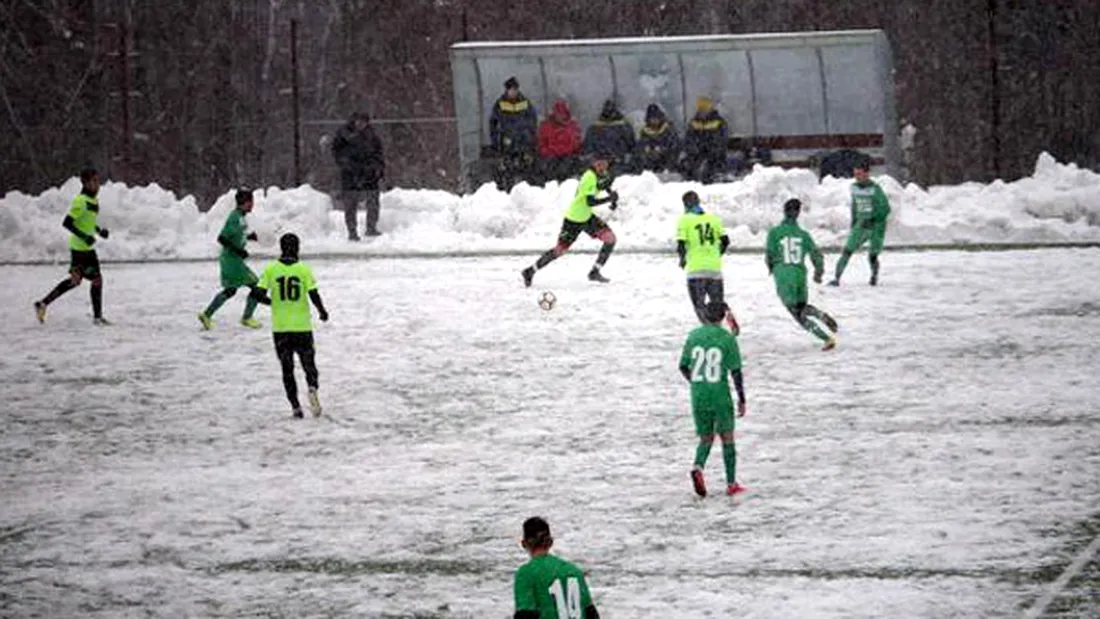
[2,249,1099,618]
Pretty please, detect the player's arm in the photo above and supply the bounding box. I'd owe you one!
[217,228,248,258]
[62,215,96,246]
[676,240,687,269]
[308,290,329,321]
[731,369,746,416]
[250,269,272,305]
[513,570,539,619]
[715,218,730,254]
[874,184,891,221]
[764,230,778,274]
[806,231,824,282]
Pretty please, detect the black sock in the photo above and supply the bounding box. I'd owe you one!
[596,242,615,267]
[90,283,103,318]
[42,279,77,306]
[535,250,558,270]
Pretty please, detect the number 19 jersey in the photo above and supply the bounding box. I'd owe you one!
[514,554,595,619]
[676,211,726,274]
[257,259,317,333]
[680,324,742,412]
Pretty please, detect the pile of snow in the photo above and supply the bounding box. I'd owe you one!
[2,153,1099,263]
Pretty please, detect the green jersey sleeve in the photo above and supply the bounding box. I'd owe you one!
[220,210,244,248]
[579,573,594,609]
[764,227,780,271]
[513,566,538,612]
[724,332,742,373]
[873,184,891,221]
[679,335,693,369]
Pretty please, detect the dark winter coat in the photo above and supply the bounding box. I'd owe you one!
[583,101,635,161]
[684,110,728,162]
[538,100,582,159]
[489,93,538,154]
[331,113,386,191]
[637,105,681,171]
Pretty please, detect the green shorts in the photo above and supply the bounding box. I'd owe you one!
[219,255,258,289]
[774,269,808,306]
[693,405,735,436]
[844,221,887,254]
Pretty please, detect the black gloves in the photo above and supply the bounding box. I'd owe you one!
[318,309,329,322]
[813,271,823,284]
[234,247,249,259]
[81,233,96,246]
[97,227,110,240]
[246,232,258,242]
[608,190,619,210]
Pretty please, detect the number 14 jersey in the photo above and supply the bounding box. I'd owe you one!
[257,259,318,333]
[514,554,595,619]
[676,211,726,274]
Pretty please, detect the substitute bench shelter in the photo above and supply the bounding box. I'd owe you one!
[450,30,899,189]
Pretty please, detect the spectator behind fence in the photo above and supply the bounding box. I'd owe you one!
[683,97,728,184]
[331,111,385,240]
[584,99,636,174]
[637,103,681,173]
[489,76,538,190]
[538,99,583,183]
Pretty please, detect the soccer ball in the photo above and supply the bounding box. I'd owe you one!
[537,291,557,311]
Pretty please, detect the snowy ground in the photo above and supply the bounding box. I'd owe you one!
[1,249,1099,618]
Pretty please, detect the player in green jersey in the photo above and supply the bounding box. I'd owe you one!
[675,191,739,332]
[522,154,618,286]
[198,189,264,329]
[513,517,600,619]
[678,300,747,497]
[765,199,839,350]
[34,167,112,326]
[251,233,329,418]
[829,161,891,286]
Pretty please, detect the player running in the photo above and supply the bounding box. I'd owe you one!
[251,233,329,418]
[521,154,618,286]
[679,300,748,497]
[675,190,739,332]
[198,189,264,329]
[765,199,839,350]
[513,516,600,619]
[829,160,891,286]
[33,167,111,326]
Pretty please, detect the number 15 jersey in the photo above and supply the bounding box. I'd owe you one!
[257,259,317,333]
[676,211,726,275]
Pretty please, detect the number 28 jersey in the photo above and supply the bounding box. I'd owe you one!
[680,324,742,412]
[257,259,317,333]
[514,554,595,619]
[676,211,726,274]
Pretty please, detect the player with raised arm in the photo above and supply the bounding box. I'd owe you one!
[675,190,739,332]
[198,189,263,329]
[34,167,111,326]
[250,233,329,418]
[521,154,618,286]
[829,160,891,286]
[766,199,839,350]
[513,517,600,619]
[679,300,747,497]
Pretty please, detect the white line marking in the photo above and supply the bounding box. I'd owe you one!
[1021,531,1100,619]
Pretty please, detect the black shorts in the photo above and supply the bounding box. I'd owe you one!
[69,250,101,279]
[557,216,610,246]
[273,332,315,357]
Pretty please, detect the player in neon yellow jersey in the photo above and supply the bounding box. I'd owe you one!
[522,154,618,286]
[252,233,329,418]
[34,167,111,326]
[675,190,738,332]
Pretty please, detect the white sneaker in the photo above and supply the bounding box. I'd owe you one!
[308,387,322,417]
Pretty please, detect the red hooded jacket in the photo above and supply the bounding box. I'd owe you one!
[538,100,582,158]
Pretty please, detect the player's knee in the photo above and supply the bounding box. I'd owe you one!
[698,434,715,444]
[719,431,735,444]
[90,277,102,289]
[69,271,83,285]
[599,229,617,245]
[552,242,570,256]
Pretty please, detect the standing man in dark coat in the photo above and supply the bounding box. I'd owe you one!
[489,76,539,191]
[332,111,385,240]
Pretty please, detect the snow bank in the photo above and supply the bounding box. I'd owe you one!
[2,153,1099,262]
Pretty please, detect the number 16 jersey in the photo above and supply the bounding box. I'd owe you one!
[257,259,317,333]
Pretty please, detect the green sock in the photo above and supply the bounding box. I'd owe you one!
[203,291,231,317]
[722,442,737,485]
[242,294,258,320]
[694,441,713,469]
[834,253,851,281]
[802,316,831,342]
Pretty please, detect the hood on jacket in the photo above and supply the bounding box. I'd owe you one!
[347,111,371,128]
[645,103,667,124]
[599,99,623,121]
[550,99,573,122]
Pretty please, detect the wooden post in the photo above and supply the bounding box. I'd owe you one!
[291,19,302,186]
